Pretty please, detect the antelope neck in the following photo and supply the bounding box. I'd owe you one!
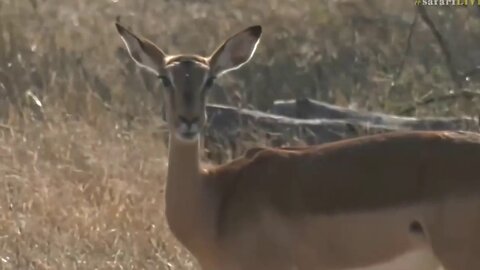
[164,134,217,251]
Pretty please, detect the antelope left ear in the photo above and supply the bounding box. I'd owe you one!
[208,25,262,77]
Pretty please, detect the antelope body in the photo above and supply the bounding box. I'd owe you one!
[115,23,480,270]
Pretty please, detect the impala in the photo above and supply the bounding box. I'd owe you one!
[115,22,480,270]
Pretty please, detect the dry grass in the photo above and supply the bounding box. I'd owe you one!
[0,116,197,269]
[1,0,480,269]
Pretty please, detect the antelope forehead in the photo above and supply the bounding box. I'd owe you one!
[166,61,209,87]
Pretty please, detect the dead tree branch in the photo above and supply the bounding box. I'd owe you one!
[417,5,462,88]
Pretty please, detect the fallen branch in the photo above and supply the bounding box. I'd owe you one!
[203,103,400,162]
[269,98,478,131]
[205,103,399,145]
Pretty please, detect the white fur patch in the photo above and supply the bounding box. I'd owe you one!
[349,248,442,270]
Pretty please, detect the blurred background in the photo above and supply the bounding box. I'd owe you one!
[1,0,480,269]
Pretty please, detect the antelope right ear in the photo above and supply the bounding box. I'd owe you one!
[115,23,166,76]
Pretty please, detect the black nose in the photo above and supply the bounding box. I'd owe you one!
[179,116,199,127]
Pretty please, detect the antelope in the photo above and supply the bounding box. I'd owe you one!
[115,22,480,270]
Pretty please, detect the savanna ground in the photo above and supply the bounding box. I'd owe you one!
[1,0,480,269]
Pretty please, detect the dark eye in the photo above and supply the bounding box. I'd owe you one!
[158,75,172,88]
[204,76,215,89]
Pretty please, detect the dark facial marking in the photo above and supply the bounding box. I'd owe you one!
[158,75,172,88]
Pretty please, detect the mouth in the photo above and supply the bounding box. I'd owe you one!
[176,130,199,141]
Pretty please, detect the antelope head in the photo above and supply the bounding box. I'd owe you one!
[115,23,262,142]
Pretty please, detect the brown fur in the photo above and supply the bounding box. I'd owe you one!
[194,131,480,270]
[213,131,480,217]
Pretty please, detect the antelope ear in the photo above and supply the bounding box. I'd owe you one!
[115,23,166,75]
[208,25,262,77]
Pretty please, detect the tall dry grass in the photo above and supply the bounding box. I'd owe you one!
[1,0,480,269]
